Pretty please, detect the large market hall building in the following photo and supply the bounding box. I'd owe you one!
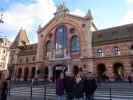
[8,5,133,81]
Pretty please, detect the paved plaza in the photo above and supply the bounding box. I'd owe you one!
[7,82,133,100]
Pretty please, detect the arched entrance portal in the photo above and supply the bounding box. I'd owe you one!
[53,64,67,81]
[44,67,49,79]
[24,67,29,81]
[113,63,124,80]
[17,68,22,79]
[31,67,36,79]
[97,64,107,80]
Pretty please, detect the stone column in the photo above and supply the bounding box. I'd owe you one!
[106,64,114,81]
[35,65,39,79]
[14,66,17,81]
[87,60,94,73]
[67,63,71,72]
[123,62,132,80]
[48,65,53,81]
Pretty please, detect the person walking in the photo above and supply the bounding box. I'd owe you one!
[128,75,132,83]
[64,71,75,100]
[56,73,65,100]
[84,73,97,100]
[73,73,84,100]
[0,78,8,100]
[0,76,2,100]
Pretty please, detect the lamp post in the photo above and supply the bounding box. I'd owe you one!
[0,9,4,24]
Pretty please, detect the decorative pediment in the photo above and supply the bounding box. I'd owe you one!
[38,13,86,36]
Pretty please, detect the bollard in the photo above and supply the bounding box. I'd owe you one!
[30,84,33,100]
[109,88,112,100]
[8,86,10,96]
[44,85,46,100]
[8,80,11,96]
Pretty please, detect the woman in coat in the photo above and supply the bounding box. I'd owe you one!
[1,80,8,100]
[56,73,65,100]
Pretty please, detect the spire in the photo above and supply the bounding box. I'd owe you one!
[84,9,93,20]
[37,24,42,33]
[11,28,30,48]
[54,1,69,16]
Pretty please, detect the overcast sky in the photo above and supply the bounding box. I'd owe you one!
[0,0,133,43]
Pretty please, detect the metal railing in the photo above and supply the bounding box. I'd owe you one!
[8,81,55,100]
[8,81,133,100]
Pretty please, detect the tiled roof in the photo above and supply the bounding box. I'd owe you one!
[18,44,37,56]
[11,29,30,48]
[93,23,133,46]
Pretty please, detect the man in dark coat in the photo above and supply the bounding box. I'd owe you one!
[73,73,84,100]
[64,72,75,100]
[84,73,97,100]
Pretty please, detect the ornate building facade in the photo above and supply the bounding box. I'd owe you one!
[0,37,11,78]
[8,5,133,81]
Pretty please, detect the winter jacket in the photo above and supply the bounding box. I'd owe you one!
[73,79,84,98]
[84,78,97,96]
[64,76,75,93]
[0,81,8,100]
[56,78,64,96]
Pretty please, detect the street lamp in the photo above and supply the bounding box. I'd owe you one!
[0,13,4,24]
[0,9,4,24]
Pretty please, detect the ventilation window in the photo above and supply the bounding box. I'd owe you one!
[70,28,75,33]
[82,24,86,28]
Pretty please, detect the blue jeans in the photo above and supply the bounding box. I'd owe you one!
[86,95,94,100]
[57,95,64,100]
[66,92,74,100]
[74,98,84,100]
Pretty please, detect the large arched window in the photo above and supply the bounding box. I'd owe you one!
[112,47,120,56]
[46,40,51,51]
[56,25,67,49]
[46,40,51,57]
[71,36,80,52]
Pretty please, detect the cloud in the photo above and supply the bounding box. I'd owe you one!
[0,0,86,43]
[118,0,133,25]
[120,9,133,25]
[127,0,133,4]
[71,8,85,16]
[0,0,9,3]
[0,0,56,42]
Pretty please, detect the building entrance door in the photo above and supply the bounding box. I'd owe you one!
[113,63,124,80]
[53,64,67,81]
[97,64,107,81]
